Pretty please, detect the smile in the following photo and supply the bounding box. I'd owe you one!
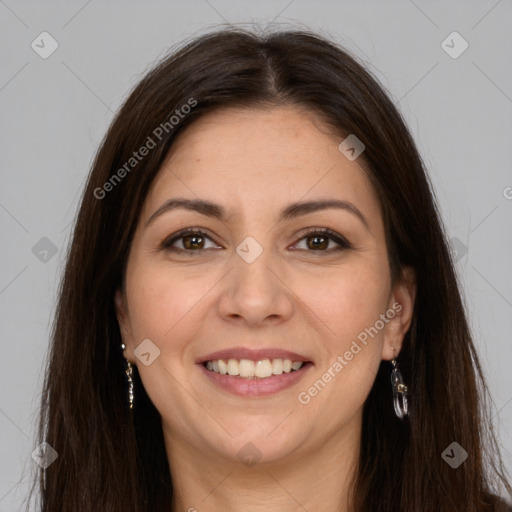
[204,358,304,379]
[197,357,313,397]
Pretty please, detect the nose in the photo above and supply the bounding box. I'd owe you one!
[217,246,294,328]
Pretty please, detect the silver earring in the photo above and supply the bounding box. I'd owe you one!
[121,343,134,410]
[390,358,409,419]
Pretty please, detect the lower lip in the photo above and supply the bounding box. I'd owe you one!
[198,362,314,397]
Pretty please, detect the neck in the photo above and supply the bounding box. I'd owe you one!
[164,417,361,512]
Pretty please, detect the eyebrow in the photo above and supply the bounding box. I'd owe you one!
[145,197,370,230]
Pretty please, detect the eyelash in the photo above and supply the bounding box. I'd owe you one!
[160,227,352,255]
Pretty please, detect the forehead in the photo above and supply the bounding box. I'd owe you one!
[142,106,381,224]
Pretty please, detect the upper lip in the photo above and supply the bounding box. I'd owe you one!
[196,347,312,364]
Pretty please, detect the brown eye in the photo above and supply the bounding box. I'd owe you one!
[182,233,205,250]
[293,228,351,253]
[306,234,330,250]
[161,229,221,253]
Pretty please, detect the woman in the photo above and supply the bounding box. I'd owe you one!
[29,28,511,511]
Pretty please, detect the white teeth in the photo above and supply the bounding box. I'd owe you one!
[272,359,283,374]
[227,359,239,376]
[218,359,228,375]
[239,359,255,377]
[255,359,272,378]
[205,358,305,379]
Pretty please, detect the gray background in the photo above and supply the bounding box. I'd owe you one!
[1,0,511,509]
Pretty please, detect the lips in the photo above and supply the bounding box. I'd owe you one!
[196,347,313,397]
[198,361,313,397]
[195,347,311,364]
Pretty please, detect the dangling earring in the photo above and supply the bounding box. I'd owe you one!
[121,343,134,410]
[390,358,409,419]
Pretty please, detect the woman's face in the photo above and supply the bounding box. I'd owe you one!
[115,106,415,467]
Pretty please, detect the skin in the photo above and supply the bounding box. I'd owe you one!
[115,106,416,512]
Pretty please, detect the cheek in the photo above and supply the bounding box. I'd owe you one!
[122,265,212,415]
[124,263,213,348]
[297,271,390,433]
[295,261,391,347]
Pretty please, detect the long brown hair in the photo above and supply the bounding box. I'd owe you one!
[28,27,511,511]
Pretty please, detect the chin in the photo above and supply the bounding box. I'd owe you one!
[202,417,308,465]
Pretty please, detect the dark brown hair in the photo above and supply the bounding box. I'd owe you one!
[28,27,511,511]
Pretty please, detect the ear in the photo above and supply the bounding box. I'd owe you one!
[381,267,416,361]
[114,288,131,340]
